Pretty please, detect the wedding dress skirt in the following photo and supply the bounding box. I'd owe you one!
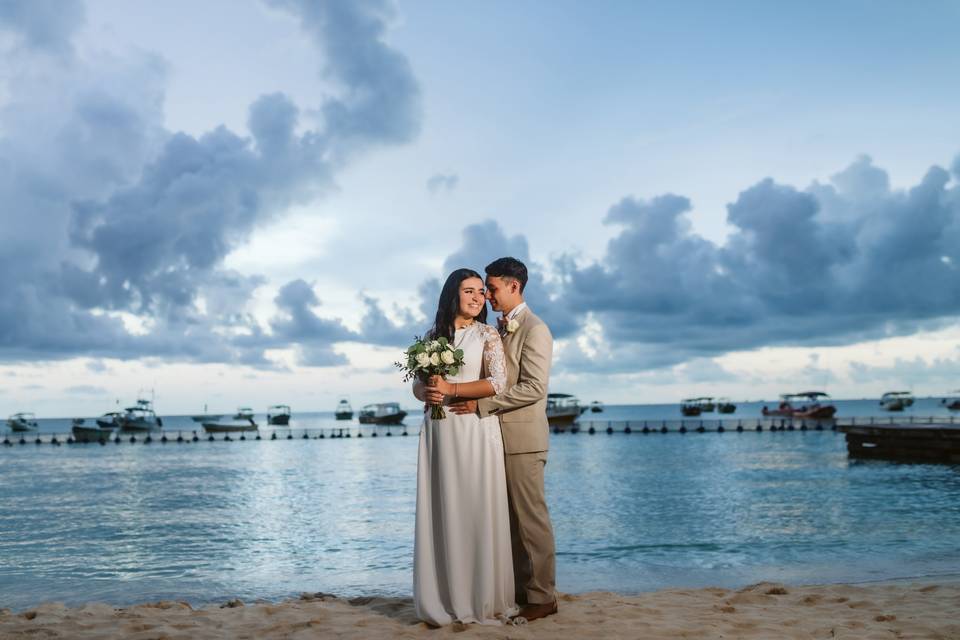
[413,324,517,625]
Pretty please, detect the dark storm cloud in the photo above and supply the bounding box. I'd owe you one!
[561,154,960,370]
[0,0,421,366]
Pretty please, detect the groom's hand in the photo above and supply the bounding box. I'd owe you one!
[448,399,478,415]
[424,386,445,405]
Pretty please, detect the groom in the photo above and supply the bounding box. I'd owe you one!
[450,257,557,621]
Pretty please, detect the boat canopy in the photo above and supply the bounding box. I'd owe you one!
[268,404,291,412]
[782,391,830,400]
[10,412,36,419]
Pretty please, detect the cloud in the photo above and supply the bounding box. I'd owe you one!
[0,0,85,54]
[0,0,421,367]
[231,279,355,367]
[561,154,960,370]
[358,220,579,346]
[64,384,107,395]
[426,173,459,194]
[847,354,960,388]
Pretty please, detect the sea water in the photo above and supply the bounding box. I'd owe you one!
[1,402,959,610]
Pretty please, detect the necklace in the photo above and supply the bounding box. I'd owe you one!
[453,322,473,349]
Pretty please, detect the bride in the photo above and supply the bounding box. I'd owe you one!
[412,268,518,626]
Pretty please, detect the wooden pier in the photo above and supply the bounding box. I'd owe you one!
[838,420,960,463]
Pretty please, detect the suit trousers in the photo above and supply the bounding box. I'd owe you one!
[504,450,556,605]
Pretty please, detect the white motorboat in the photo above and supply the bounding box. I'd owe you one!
[267,404,291,426]
[335,397,354,420]
[233,407,255,420]
[358,402,407,425]
[6,412,38,432]
[118,399,162,433]
[880,391,914,412]
[546,393,582,427]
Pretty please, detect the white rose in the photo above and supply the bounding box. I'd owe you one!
[506,318,520,333]
[429,352,440,366]
[415,352,431,367]
[429,340,440,351]
[441,350,455,365]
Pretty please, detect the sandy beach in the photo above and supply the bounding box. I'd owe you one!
[2,580,957,639]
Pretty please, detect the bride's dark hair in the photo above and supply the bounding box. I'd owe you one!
[427,268,488,342]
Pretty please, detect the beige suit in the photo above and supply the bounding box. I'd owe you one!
[478,307,556,606]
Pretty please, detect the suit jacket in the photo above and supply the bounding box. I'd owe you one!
[478,307,553,454]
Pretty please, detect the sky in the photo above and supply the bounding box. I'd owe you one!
[2,0,960,417]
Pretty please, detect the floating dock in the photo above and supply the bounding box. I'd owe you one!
[838,420,960,463]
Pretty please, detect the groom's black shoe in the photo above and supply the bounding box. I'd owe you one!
[517,600,557,622]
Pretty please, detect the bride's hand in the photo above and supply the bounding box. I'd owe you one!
[427,375,453,395]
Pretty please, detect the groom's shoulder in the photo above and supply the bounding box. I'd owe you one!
[523,310,551,337]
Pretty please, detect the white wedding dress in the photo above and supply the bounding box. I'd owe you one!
[414,322,518,625]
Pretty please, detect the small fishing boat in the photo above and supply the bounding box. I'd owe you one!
[589,400,604,413]
[335,397,354,420]
[680,399,702,417]
[202,418,258,433]
[71,418,115,442]
[716,398,737,414]
[267,404,291,426]
[942,392,960,411]
[190,404,224,423]
[546,393,582,426]
[358,402,407,425]
[762,392,836,419]
[6,412,38,432]
[233,407,255,421]
[880,391,914,412]
[118,399,163,433]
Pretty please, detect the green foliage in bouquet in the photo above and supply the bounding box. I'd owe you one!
[395,336,466,419]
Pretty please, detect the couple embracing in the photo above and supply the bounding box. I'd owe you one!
[412,257,558,626]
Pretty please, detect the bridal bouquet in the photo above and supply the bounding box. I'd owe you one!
[396,336,465,419]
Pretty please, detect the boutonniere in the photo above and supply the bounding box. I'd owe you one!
[506,318,520,333]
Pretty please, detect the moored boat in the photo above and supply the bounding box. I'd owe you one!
[71,418,115,442]
[358,402,407,425]
[335,397,354,420]
[546,393,582,426]
[716,398,737,414]
[680,399,702,417]
[233,407,254,421]
[589,400,604,413]
[96,411,124,429]
[190,404,224,423]
[942,392,960,411]
[267,404,291,426]
[880,391,914,412]
[202,419,258,433]
[118,399,162,433]
[762,392,836,419]
[6,412,38,432]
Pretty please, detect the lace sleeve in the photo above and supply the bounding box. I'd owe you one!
[481,324,508,395]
